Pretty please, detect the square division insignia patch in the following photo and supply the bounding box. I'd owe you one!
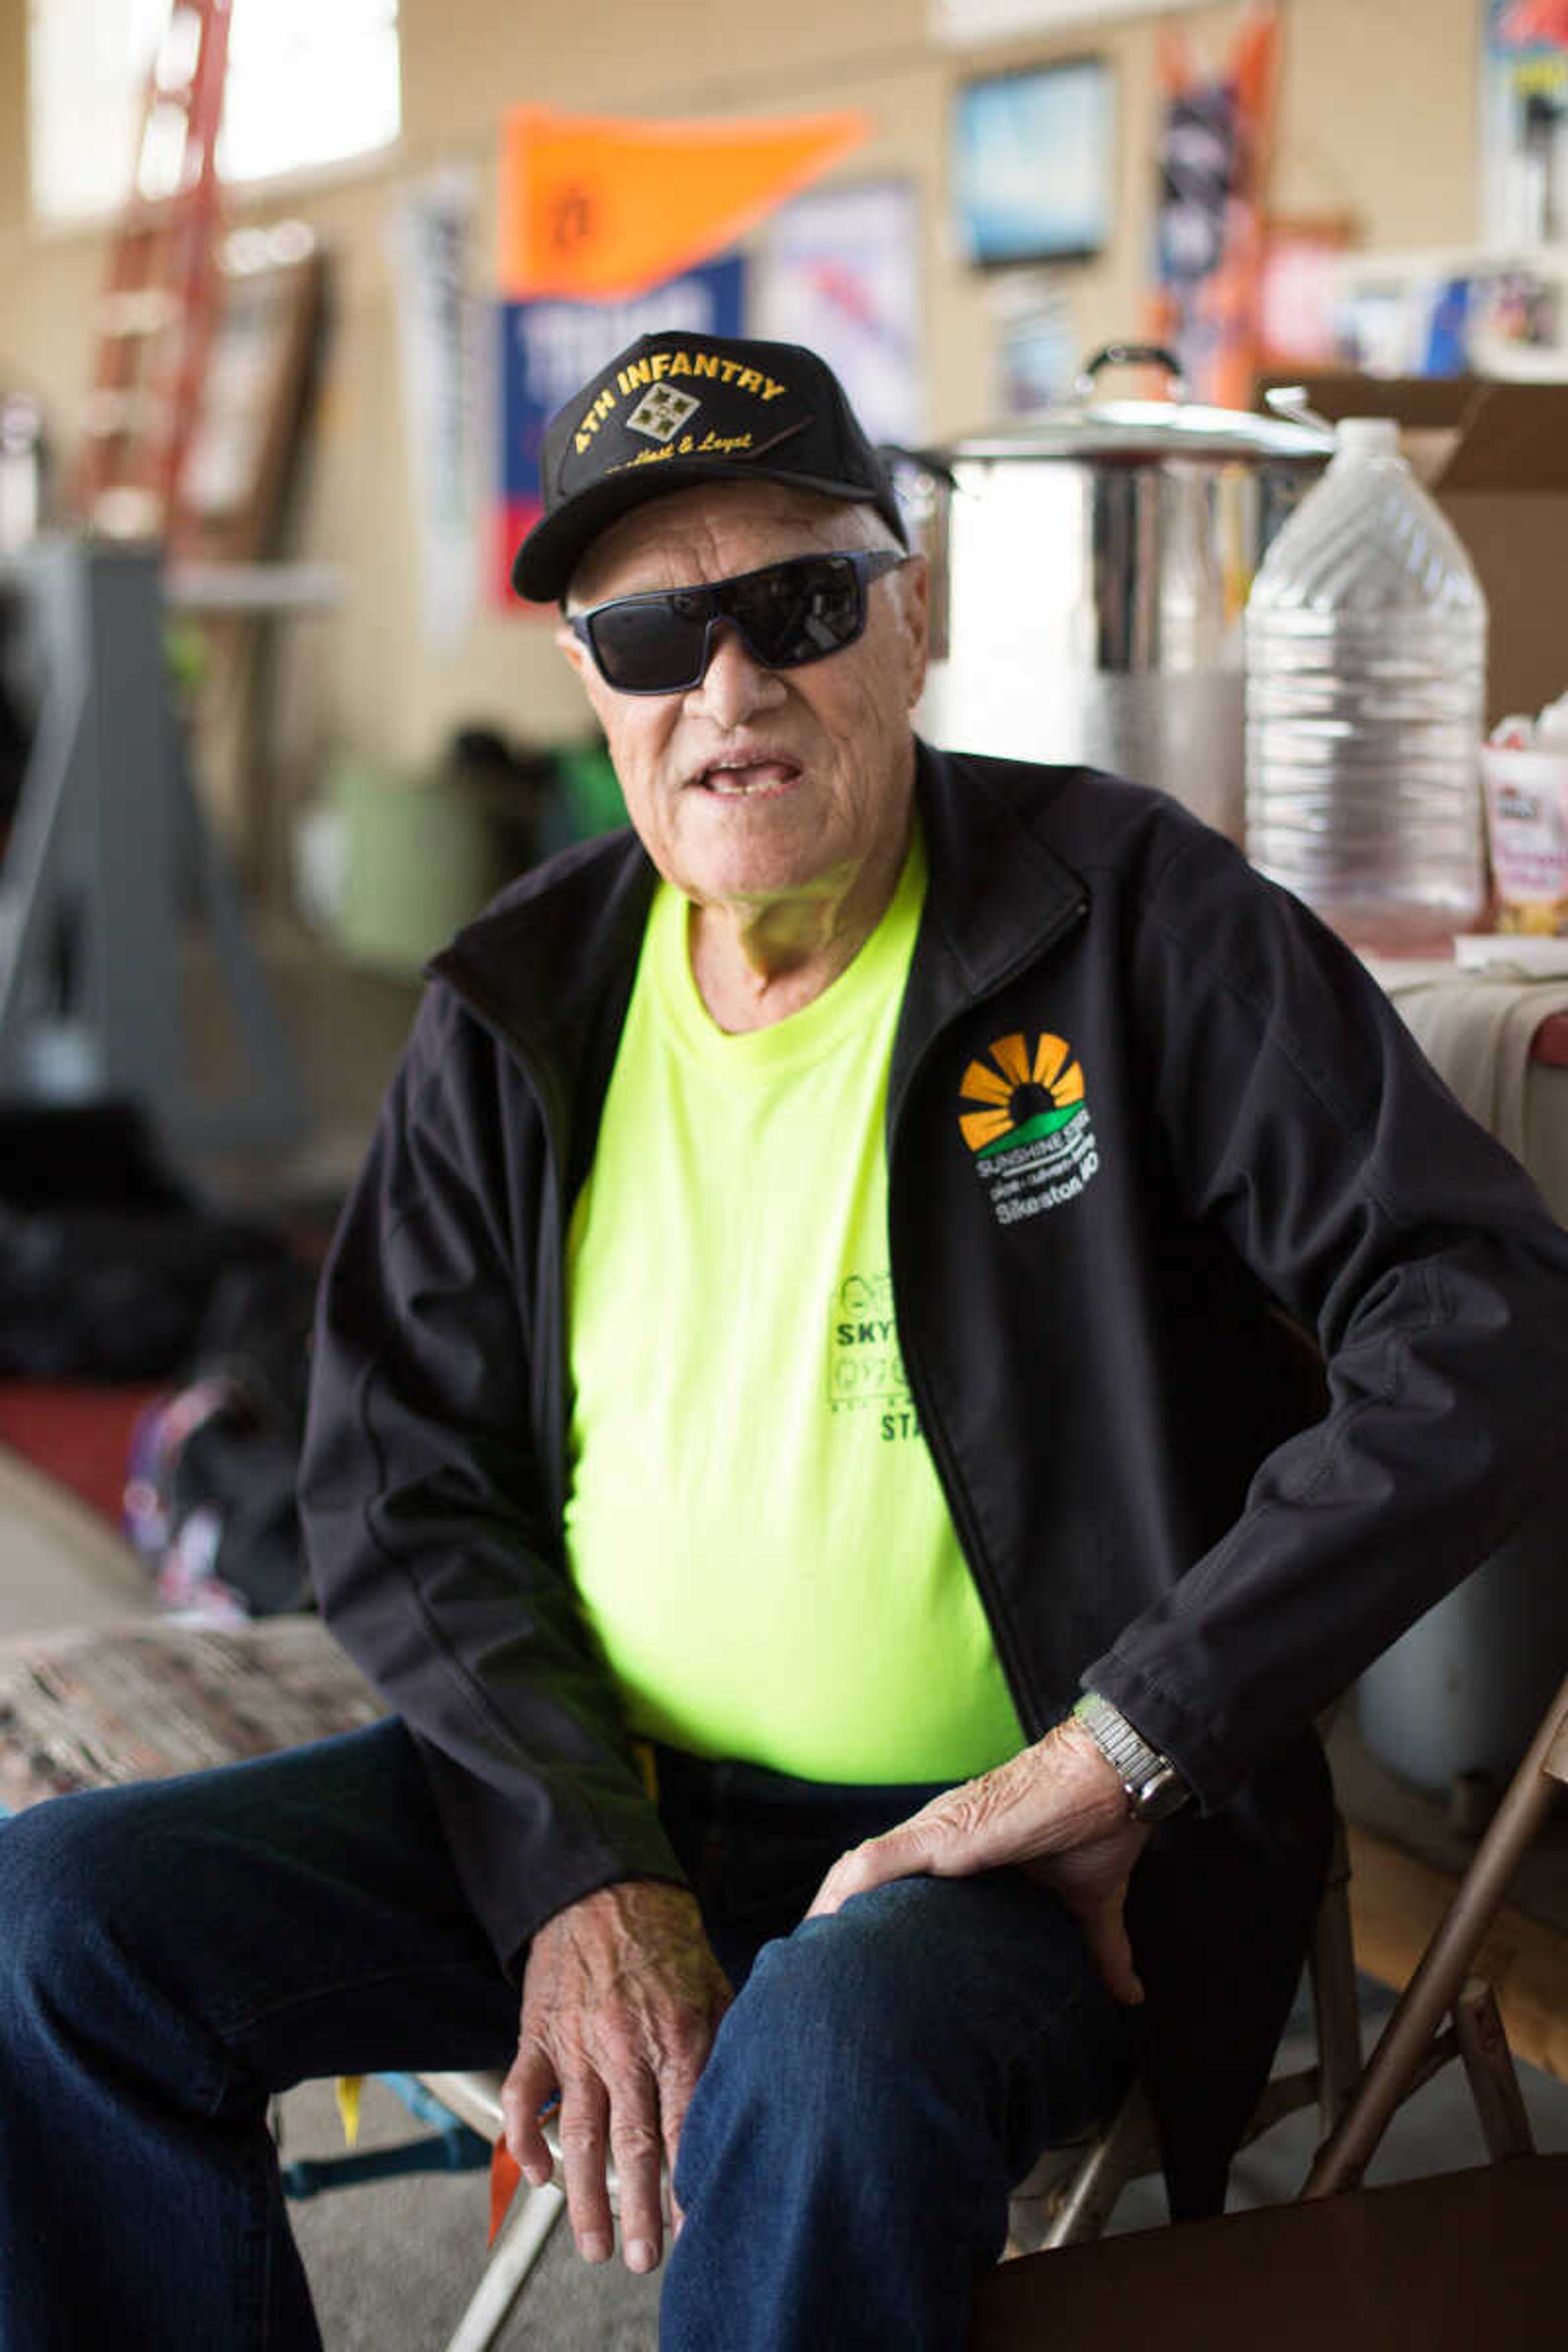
[626,385,700,443]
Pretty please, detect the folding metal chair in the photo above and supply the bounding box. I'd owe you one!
[416,2071,569,2352]
[968,1670,1568,2349]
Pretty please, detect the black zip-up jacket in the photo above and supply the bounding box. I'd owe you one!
[301,744,1568,2209]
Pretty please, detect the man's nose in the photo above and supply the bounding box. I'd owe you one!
[686,622,786,726]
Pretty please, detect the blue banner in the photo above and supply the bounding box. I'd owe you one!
[496,255,746,606]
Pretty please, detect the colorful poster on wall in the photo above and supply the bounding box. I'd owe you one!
[1256,216,1355,371]
[496,256,746,608]
[1482,0,1568,246]
[755,181,924,448]
[498,106,866,300]
[1145,1,1278,409]
[988,274,1078,416]
[386,168,483,651]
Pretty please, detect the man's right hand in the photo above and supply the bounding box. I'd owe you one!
[502,1880,731,2275]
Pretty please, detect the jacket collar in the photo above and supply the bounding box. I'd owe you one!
[427,825,654,1067]
[909,738,1087,1002]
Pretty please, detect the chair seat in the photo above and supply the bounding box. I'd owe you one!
[967,2155,1568,2350]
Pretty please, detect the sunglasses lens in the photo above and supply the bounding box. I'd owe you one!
[730,555,864,668]
[588,586,711,693]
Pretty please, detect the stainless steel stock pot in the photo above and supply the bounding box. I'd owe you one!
[909,346,1334,840]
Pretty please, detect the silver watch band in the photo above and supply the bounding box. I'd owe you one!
[1071,1691,1189,1820]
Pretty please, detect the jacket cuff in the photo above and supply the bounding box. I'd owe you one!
[411,1731,690,1976]
[1079,1657,1237,1813]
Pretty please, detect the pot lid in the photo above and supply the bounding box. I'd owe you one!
[935,343,1336,468]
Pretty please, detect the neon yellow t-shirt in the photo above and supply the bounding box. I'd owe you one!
[562,832,1023,1783]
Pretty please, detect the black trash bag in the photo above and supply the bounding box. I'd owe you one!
[0,1098,194,1213]
[157,1404,313,1618]
[123,1253,323,1620]
[0,1100,301,1382]
[0,1198,296,1381]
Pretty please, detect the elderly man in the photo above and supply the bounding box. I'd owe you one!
[4,331,1568,2352]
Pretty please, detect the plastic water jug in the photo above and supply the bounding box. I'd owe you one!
[1244,416,1488,951]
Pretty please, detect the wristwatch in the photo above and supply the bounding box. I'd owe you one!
[1071,1691,1189,1821]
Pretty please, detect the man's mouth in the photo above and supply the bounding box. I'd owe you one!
[693,756,802,799]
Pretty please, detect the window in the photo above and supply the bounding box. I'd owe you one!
[29,0,401,225]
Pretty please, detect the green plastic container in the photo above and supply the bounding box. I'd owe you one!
[329,759,510,977]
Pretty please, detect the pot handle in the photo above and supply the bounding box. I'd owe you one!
[1262,383,1338,435]
[1075,342,1187,401]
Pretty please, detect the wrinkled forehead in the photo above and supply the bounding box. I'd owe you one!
[565,481,892,610]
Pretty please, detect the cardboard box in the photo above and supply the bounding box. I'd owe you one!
[1256,374,1568,727]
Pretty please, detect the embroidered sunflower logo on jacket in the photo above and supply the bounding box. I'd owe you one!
[958,1033,1087,1157]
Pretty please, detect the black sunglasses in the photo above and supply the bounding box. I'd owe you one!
[567,548,908,695]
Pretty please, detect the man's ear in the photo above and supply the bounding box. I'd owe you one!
[555,620,590,682]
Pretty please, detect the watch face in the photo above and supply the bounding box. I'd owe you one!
[1130,1770,1187,1821]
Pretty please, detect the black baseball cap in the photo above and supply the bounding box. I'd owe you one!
[511,330,907,604]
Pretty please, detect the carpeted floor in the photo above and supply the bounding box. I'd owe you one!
[0,1434,151,1629]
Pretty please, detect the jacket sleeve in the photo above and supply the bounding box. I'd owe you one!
[1086,823,1568,1808]
[298,985,683,1971]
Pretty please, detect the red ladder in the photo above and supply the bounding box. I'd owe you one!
[71,0,233,545]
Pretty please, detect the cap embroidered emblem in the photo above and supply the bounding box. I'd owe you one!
[626,385,701,443]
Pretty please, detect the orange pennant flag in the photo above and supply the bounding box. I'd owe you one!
[498,105,869,300]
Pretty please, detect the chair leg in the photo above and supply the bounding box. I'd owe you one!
[1452,1979,1536,2162]
[440,2178,568,2352]
[1308,1816,1363,2135]
[1037,2082,1160,2250]
[1003,2139,1096,2259]
[1304,1672,1568,2198]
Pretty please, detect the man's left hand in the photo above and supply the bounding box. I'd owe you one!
[502,1879,731,2273]
[805,1720,1149,2005]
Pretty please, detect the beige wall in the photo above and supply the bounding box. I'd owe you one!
[0,0,1488,795]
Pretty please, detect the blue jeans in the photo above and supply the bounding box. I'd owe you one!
[0,1719,1134,2350]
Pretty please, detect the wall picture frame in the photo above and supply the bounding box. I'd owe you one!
[951,57,1114,269]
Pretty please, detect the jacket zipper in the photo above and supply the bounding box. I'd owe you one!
[887,892,1089,1746]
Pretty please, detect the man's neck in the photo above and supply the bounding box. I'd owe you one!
[686,826,910,1036]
